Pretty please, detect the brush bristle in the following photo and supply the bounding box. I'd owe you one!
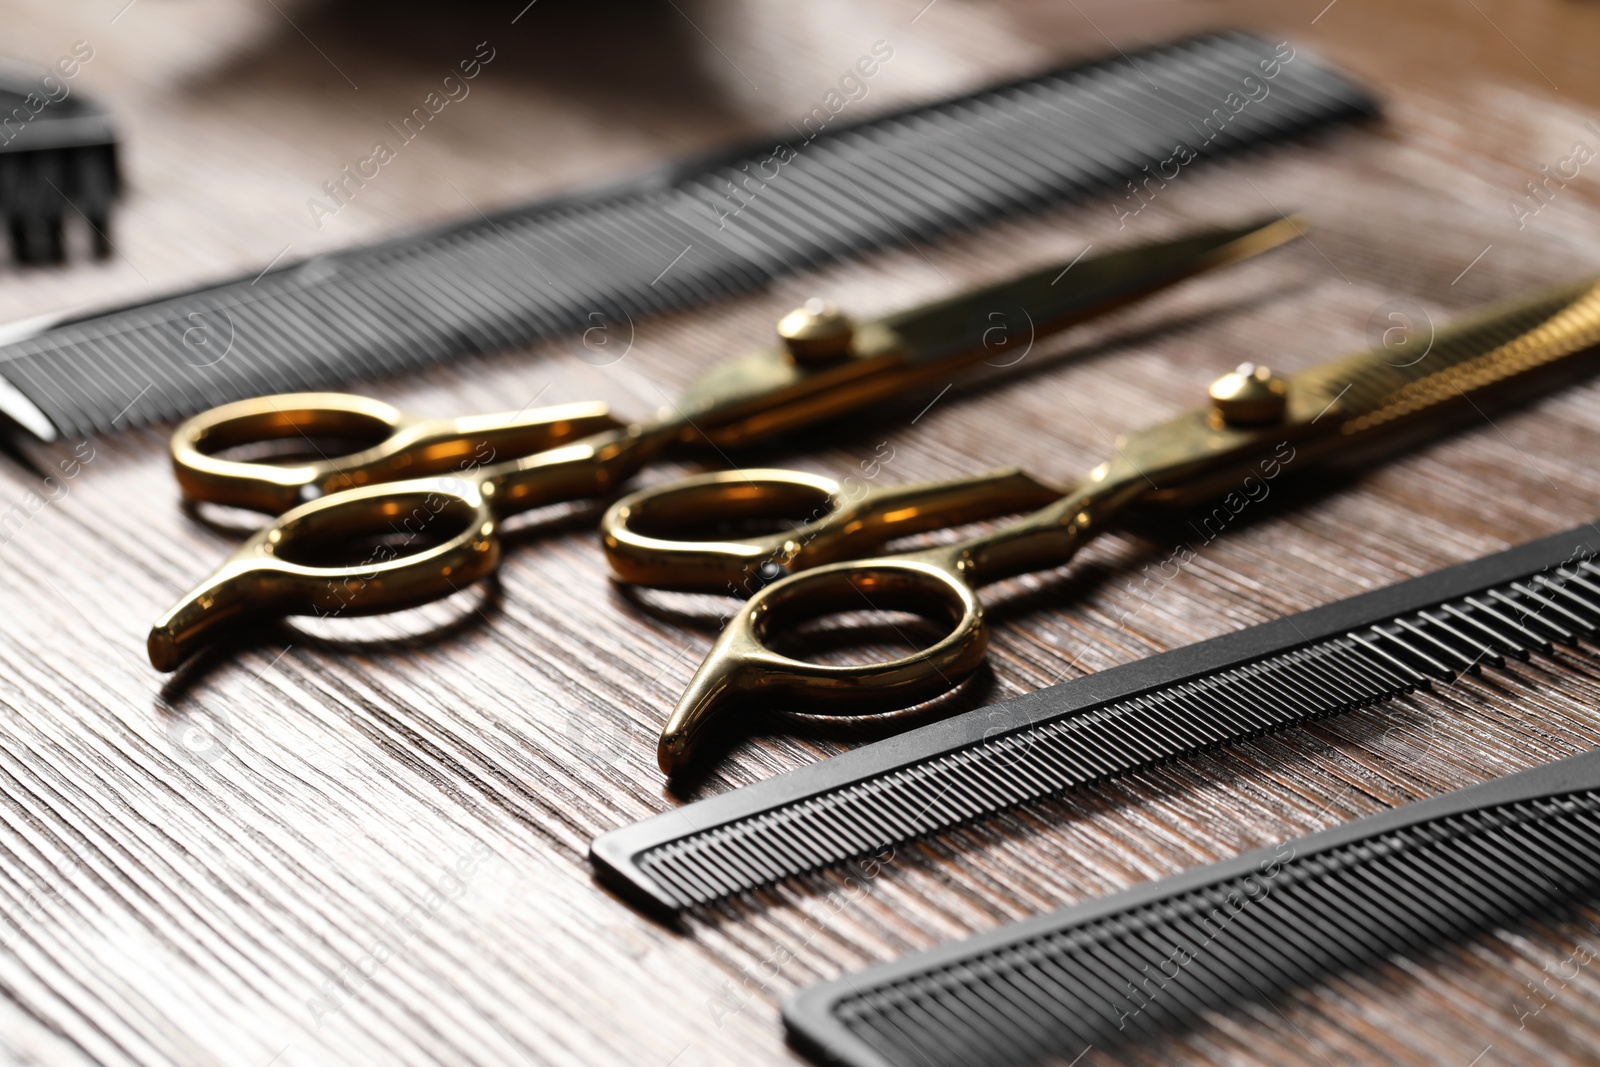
[0,67,118,266]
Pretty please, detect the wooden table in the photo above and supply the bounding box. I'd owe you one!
[4,0,1600,1063]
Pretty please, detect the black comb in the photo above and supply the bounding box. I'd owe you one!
[0,59,118,266]
[590,523,1600,918]
[783,746,1600,1067]
[0,31,1375,440]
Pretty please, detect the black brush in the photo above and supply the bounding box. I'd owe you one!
[784,747,1600,1067]
[590,523,1600,918]
[0,31,1375,440]
[0,59,118,266]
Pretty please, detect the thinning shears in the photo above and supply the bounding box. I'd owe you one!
[148,217,1298,670]
[599,280,1600,774]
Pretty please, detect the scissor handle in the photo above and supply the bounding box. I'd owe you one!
[148,477,498,670]
[656,553,986,774]
[652,473,1154,774]
[171,392,621,515]
[602,467,1062,595]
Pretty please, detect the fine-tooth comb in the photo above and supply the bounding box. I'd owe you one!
[0,31,1376,440]
[590,521,1600,918]
[0,59,118,266]
[782,747,1600,1067]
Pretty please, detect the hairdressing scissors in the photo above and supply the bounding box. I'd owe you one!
[148,216,1300,670]
[612,279,1600,774]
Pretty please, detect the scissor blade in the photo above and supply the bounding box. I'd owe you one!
[672,217,1299,449]
[1295,279,1600,442]
[1113,277,1600,511]
[887,215,1302,367]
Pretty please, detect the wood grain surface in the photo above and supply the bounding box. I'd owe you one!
[5,0,1600,1064]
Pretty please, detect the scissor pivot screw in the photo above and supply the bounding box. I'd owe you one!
[1209,363,1288,426]
[778,299,855,364]
[751,559,791,591]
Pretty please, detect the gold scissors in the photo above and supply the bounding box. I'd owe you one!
[148,217,1299,671]
[614,279,1600,775]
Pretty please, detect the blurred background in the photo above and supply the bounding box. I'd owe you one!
[4,0,1597,323]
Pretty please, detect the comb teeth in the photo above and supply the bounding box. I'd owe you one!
[0,31,1377,439]
[784,753,1600,1067]
[589,525,1600,917]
